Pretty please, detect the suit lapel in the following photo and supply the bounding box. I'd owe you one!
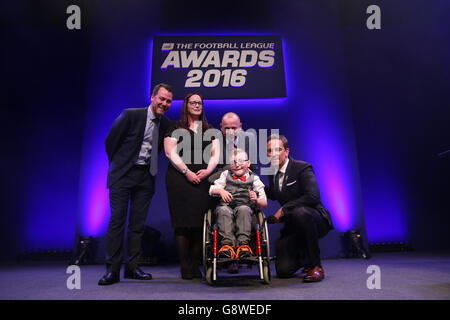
[136,107,148,145]
[268,174,275,192]
[281,157,293,192]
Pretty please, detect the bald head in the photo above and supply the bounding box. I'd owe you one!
[222,112,241,123]
[220,112,242,140]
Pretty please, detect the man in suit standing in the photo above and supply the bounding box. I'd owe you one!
[265,134,334,282]
[98,83,173,285]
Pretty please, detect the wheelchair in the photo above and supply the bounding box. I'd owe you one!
[202,204,272,286]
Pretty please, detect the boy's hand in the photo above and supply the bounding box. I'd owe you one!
[219,189,234,203]
[248,190,257,203]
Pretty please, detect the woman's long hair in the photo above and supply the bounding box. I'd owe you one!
[180,93,209,133]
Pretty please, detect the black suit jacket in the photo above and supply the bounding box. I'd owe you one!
[105,107,170,188]
[265,157,334,229]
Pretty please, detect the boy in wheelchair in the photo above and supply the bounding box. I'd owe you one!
[209,149,267,261]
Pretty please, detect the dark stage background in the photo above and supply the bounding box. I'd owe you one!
[1,0,449,262]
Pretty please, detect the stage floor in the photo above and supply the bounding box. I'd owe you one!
[0,252,449,300]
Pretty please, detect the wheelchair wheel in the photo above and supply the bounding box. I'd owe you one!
[262,217,271,255]
[205,266,216,286]
[258,212,271,284]
[202,209,212,276]
[203,209,218,286]
[262,261,271,284]
[257,212,271,258]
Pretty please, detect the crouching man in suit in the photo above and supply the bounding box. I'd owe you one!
[265,134,334,282]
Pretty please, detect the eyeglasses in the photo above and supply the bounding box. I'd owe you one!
[230,159,248,166]
[188,101,203,106]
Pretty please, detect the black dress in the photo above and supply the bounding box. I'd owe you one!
[165,121,216,228]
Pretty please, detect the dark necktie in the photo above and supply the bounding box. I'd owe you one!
[149,118,160,176]
[273,171,282,199]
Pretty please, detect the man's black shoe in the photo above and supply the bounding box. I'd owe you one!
[98,272,120,286]
[181,267,193,280]
[124,267,152,280]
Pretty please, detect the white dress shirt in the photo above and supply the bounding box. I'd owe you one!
[136,106,157,165]
[275,158,289,191]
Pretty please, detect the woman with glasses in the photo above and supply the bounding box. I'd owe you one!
[164,93,220,279]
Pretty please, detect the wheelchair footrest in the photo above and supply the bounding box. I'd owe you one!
[208,256,264,265]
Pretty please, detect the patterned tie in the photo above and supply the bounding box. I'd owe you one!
[149,118,160,176]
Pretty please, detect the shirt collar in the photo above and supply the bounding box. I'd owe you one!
[226,135,239,146]
[279,158,289,174]
[147,106,158,121]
